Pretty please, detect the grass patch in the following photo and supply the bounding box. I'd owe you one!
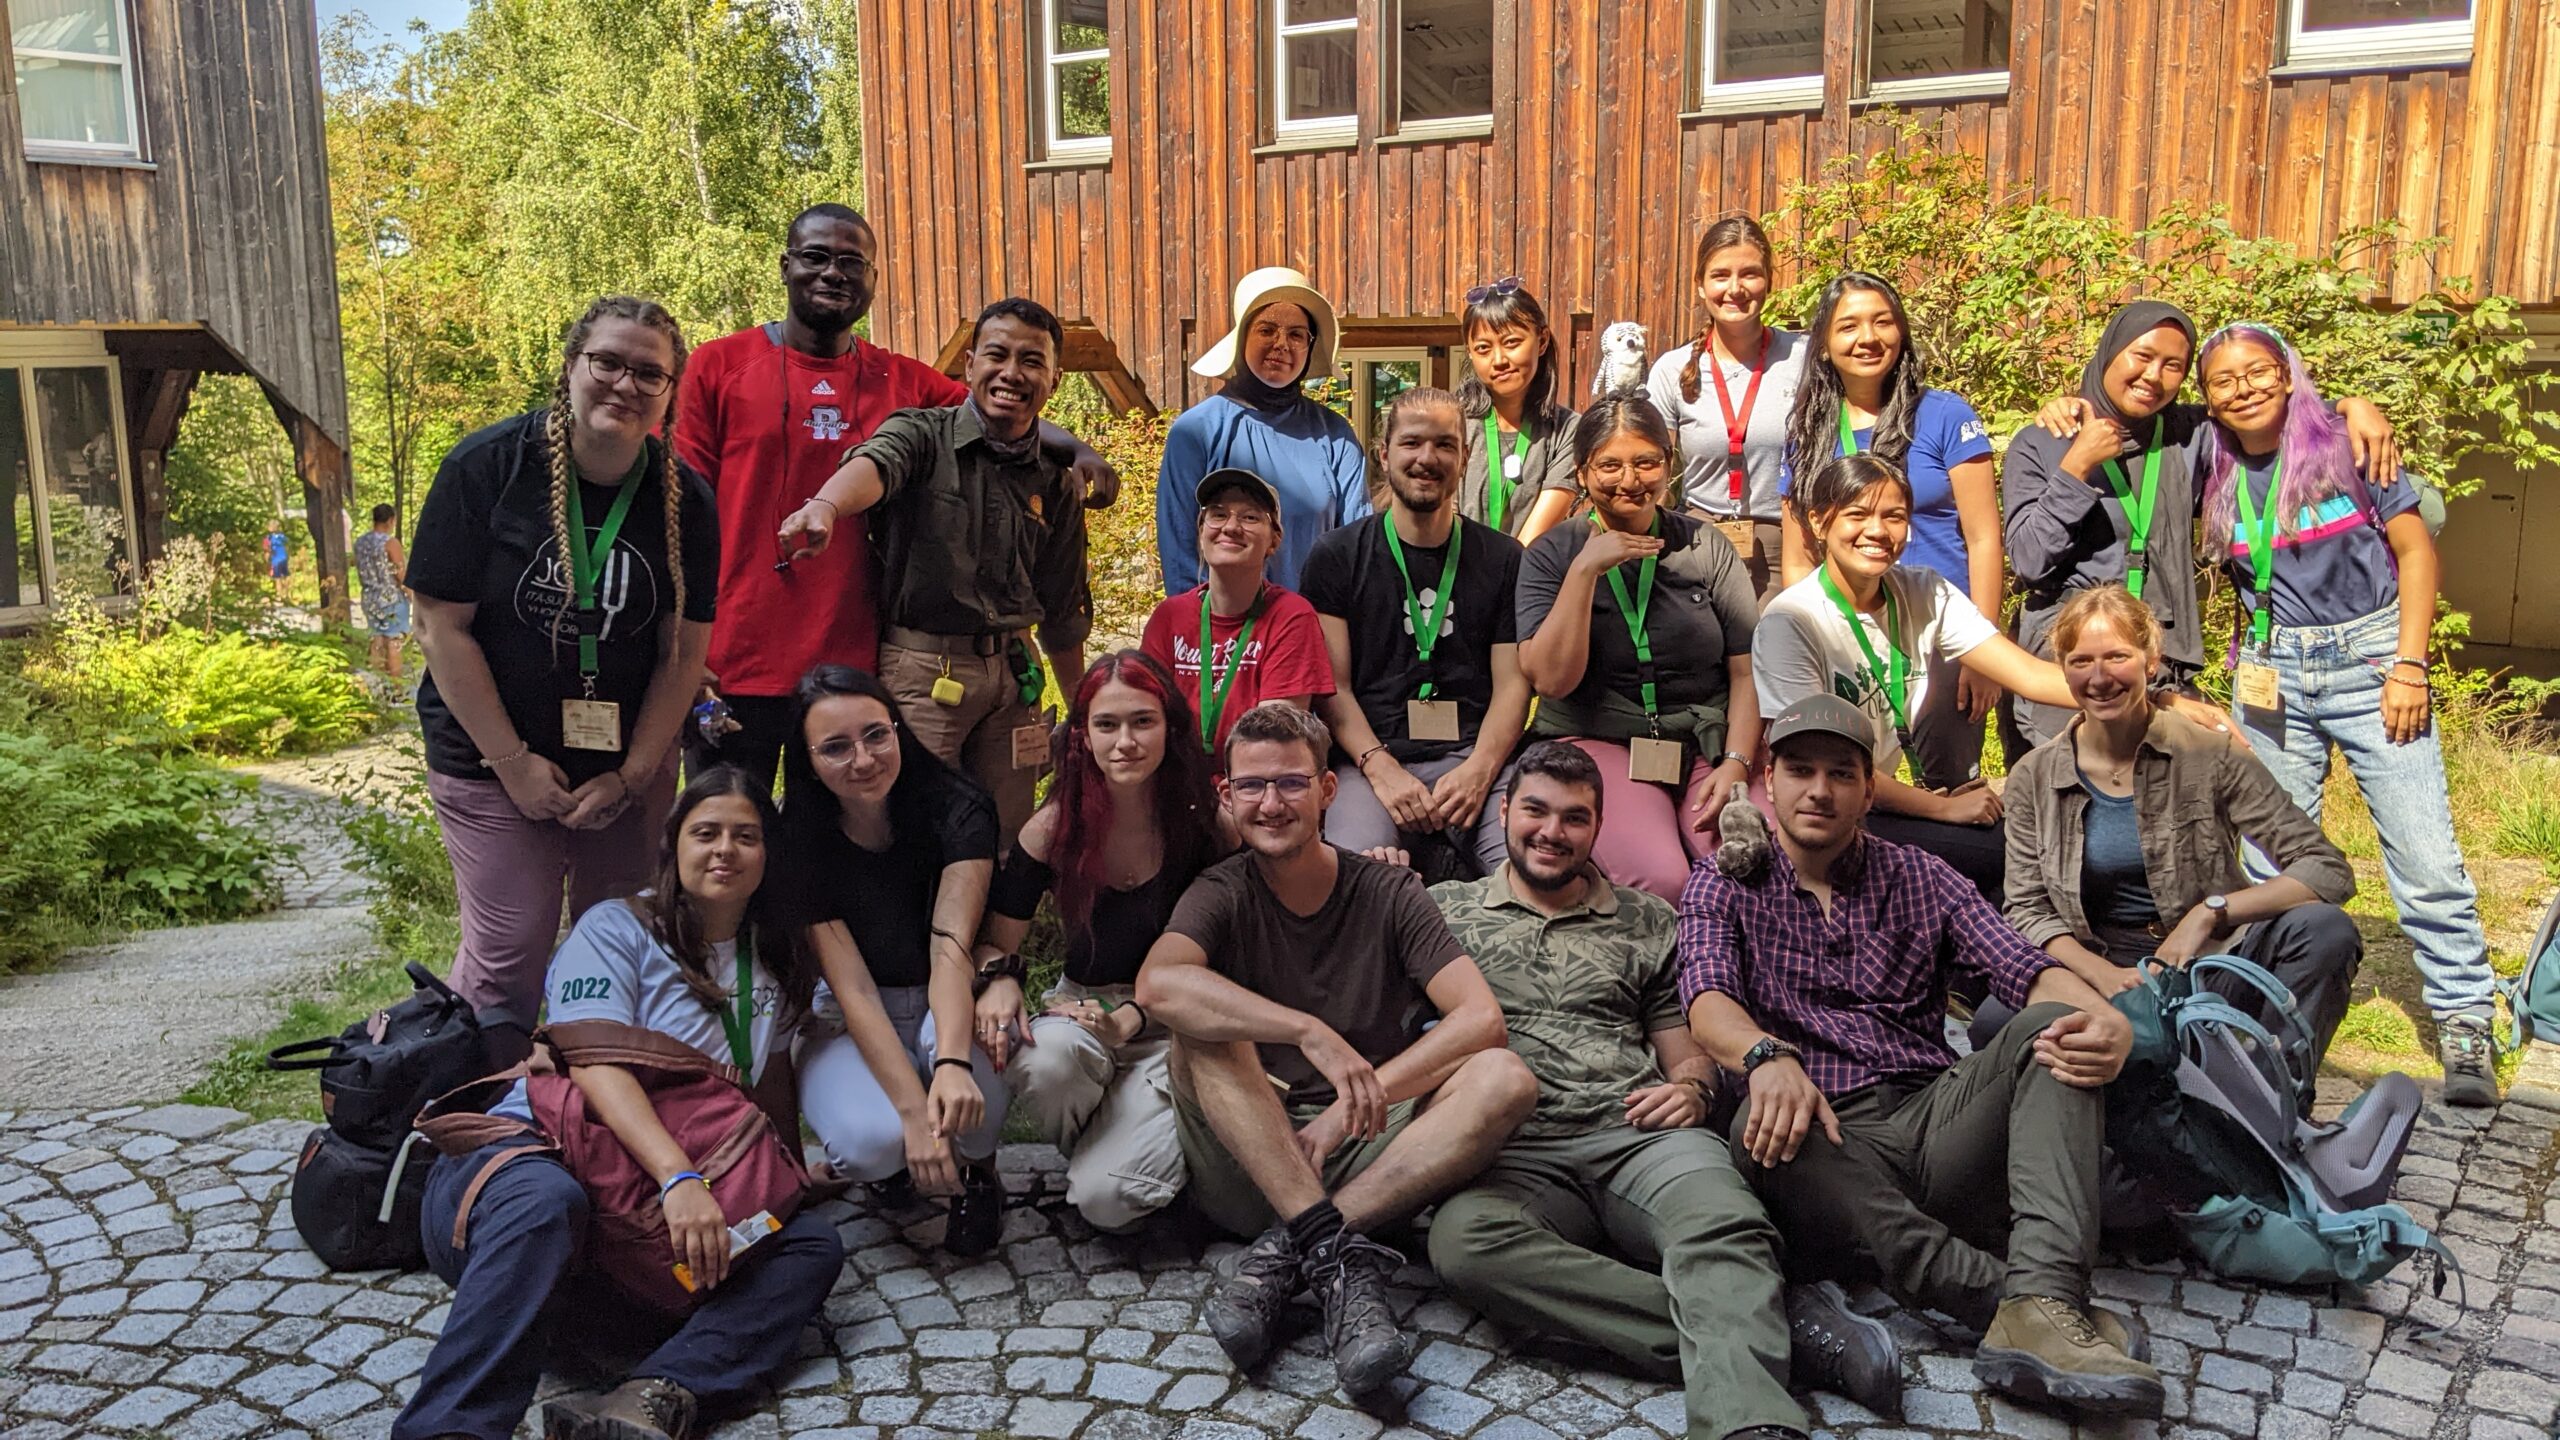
[183,933,441,1120]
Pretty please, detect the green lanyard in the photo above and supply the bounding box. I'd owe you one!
[2099,418,2164,601]
[1599,516,1663,720]
[1837,409,1860,457]
[1817,565,1911,745]
[719,931,756,1073]
[1195,584,1263,750]
[1482,413,1531,532]
[563,458,644,678]
[2233,455,2281,652]
[1381,514,1462,700]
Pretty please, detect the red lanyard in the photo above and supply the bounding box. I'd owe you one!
[1708,327,1771,504]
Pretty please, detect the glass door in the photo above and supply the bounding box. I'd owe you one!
[28,364,134,603]
[0,369,43,611]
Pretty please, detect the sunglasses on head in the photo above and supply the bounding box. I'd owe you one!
[1464,276,1524,305]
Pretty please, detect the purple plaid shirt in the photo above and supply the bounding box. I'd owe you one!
[1676,833,2055,1096]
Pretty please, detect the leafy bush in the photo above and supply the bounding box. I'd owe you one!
[1050,375,1170,647]
[0,733,287,970]
[23,591,376,757]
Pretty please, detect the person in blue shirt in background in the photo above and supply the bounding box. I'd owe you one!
[1157,267,1371,593]
[1778,271,2005,793]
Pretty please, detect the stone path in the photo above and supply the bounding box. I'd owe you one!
[3,1059,2558,1440]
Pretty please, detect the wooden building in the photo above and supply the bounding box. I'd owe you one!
[0,0,350,623]
[856,0,2560,659]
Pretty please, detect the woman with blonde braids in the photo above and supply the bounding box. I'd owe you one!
[409,295,723,1059]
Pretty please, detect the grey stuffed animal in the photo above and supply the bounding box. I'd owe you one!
[1712,782,1772,879]
[1593,321,1647,395]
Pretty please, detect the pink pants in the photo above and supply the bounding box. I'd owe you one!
[1566,740,1720,903]
[427,764,677,1028]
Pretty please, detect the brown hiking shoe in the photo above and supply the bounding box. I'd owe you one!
[543,1377,697,1440]
[2091,1302,2152,1362]
[1973,1296,2164,1418]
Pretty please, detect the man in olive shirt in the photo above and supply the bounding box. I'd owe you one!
[1425,741,1897,1438]
[1135,701,1535,1397]
[778,296,1092,844]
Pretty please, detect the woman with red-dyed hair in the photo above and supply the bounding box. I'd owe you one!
[971,649,1229,1229]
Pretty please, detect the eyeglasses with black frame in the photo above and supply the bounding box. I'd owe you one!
[788,247,876,276]
[1464,275,1524,305]
[580,351,675,397]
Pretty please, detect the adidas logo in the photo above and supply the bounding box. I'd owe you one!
[812,380,836,396]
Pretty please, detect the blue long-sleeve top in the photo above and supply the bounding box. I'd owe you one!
[1156,392,1373,594]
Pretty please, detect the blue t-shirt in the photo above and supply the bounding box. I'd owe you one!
[1787,388,1991,594]
[2077,777,2158,933]
[2223,456,2413,630]
[266,532,288,567]
[1157,393,1372,594]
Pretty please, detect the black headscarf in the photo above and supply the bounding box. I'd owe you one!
[1216,300,1316,413]
[2079,300,2198,429]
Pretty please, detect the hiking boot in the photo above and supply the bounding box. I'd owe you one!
[542,1377,696,1440]
[943,1165,1003,1258]
[866,1168,919,1211]
[2438,1015,2500,1109]
[1204,1224,1303,1371]
[1785,1279,1903,1420]
[2091,1302,2152,1363]
[1973,1295,2164,1418]
[1304,1230,1412,1395]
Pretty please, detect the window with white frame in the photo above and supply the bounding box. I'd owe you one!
[1697,0,1824,111]
[1276,0,1357,138]
[7,0,141,160]
[1394,0,1491,130]
[1866,0,2012,101]
[2285,0,2472,69]
[1040,0,1110,159]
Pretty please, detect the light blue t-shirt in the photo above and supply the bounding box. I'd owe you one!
[491,898,783,1122]
[1157,392,1372,593]
[2225,456,2415,631]
[1786,387,1991,595]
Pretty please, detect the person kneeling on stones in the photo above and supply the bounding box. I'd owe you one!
[393,767,842,1440]
[1425,739,1900,1439]
[1135,700,1538,1396]
[1679,694,2166,1420]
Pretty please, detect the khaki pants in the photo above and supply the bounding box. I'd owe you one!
[879,638,1048,845]
[1008,980,1185,1233]
[1429,1125,1802,1440]
[1173,1080,1419,1239]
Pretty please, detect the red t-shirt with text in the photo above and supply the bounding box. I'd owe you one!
[675,328,967,696]
[1140,584,1336,760]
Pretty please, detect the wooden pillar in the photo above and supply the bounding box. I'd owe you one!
[122,368,199,572]
[265,389,352,623]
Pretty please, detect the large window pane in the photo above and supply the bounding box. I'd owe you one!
[1399,0,1492,123]
[1869,0,2011,79]
[32,367,130,602]
[0,372,42,609]
[1711,0,1823,84]
[2298,0,2469,30]
[13,56,131,148]
[1051,0,1106,49]
[1053,58,1110,139]
[1283,29,1357,121]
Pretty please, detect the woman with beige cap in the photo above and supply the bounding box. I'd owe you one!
[1158,266,1372,593]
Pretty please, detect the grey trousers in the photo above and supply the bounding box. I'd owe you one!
[1007,980,1184,1233]
[1323,747,1514,875]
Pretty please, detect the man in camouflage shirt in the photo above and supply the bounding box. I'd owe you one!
[1424,742,1900,1438]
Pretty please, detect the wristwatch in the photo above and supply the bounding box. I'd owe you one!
[971,951,1029,997]
[2203,894,2234,935]
[1740,1036,1802,1076]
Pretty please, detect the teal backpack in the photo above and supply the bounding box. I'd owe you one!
[2106,956,2460,1309]
[2497,889,2560,1053]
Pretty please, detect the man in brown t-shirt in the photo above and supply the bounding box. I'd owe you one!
[1136,701,1536,1397]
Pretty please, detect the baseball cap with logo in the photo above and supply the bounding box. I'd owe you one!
[1764,693,1876,763]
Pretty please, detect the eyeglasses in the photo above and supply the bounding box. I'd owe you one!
[580,351,674,397]
[2204,362,2286,401]
[1226,773,1316,802]
[812,725,899,767]
[787,246,875,276]
[1465,276,1524,305]
[1586,454,1668,481]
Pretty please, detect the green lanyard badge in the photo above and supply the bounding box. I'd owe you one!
[1837,409,1861,457]
[1195,584,1264,750]
[563,462,644,681]
[1817,566,1912,754]
[1599,516,1664,723]
[1482,413,1532,532]
[1381,514,1462,700]
[719,931,757,1072]
[2100,418,2164,600]
[2234,456,2281,652]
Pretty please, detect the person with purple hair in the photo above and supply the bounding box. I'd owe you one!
[2195,323,2498,1107]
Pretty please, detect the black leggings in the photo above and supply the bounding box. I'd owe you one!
[1866,810,2006,904]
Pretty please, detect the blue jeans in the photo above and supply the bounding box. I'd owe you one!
[2235,604,2494,1019]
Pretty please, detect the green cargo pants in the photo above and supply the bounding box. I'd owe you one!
[1427,1124,1803,1440]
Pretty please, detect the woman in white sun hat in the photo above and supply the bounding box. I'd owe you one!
[1157,266,1373,594]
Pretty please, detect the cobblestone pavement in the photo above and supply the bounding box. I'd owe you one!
[3,1057,2558,1440]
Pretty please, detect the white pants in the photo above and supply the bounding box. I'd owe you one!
[1007,980,1184,1233]
[798,984,1009,1182]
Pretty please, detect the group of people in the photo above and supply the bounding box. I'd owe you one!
[380,201,2506,1440]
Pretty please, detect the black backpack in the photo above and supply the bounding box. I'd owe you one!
[271,963,491,1271]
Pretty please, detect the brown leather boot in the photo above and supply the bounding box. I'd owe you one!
[542,1376,698,1440]
[1973,1295,2164,1418]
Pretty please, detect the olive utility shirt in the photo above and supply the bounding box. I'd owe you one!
[2003,705,2354,959]
[1431,863,1686,1136]
[852,403,1094,652]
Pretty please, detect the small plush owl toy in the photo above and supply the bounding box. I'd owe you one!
[1713,782,1773,880]
[1593,321,1647,395]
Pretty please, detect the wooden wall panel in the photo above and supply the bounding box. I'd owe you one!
[857,0,2560,419]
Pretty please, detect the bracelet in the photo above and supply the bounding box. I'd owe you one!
[1121,1001,1148,1035]
[478,744,531,770]
[806,495,839,515]
[2391,656,2429,672]
[1356,743,1389,770]
[933,1056,975,1072]
[2386,672,2430,690]
[659,1170,707,1198]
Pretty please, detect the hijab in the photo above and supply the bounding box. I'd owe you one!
[1216,301,1315,413]
[2079,300,2198,430]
